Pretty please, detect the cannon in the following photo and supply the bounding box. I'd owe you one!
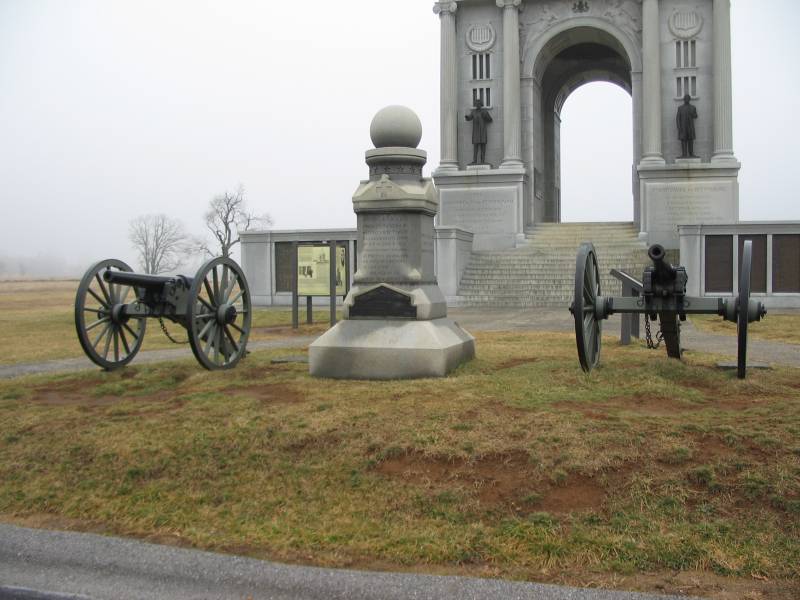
[569,240,766,379]
[74,257,251,370]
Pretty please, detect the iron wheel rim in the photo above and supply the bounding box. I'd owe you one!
[74,259,145,370]
[573,243,602,373]
[187,257,251,370]
[737,240,752,379]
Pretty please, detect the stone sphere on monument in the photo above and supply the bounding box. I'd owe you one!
[369,105,422,149]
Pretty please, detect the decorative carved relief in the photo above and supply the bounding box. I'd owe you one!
[523,0,641,33]
[522,1,561,34]
[602,0,641,36]
[466,23,496,52]
[669,10,703,39]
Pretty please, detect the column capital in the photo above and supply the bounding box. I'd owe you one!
[496,0,521,8]
[433,1,457,16]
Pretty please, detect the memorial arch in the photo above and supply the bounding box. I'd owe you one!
[523,20,641,224]
[433,0,740,251]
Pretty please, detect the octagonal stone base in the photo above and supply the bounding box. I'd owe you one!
[309,318,474,380]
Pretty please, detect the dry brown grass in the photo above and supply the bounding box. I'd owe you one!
[691,313,800,345]
[0,279,337,364]
[0,331,798,599]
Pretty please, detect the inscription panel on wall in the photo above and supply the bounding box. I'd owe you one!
[357,214,412,282]
[645,181,736,248]
[438,187,517,234]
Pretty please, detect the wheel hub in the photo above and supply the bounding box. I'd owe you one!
[217,304,237,325]
[110,304,129,325]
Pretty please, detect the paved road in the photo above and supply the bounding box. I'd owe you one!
[0,524,699,600]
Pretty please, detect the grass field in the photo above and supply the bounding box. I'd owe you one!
[1,280,799,598]
[691,313,800,345]
[0,279,337,365]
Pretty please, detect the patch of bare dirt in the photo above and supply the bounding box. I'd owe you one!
[564,569,800,600]
[536,475,607,513]
[28,383,183,412]
[693,435,738,462]
[460,401,530,421]
[561,393,703,418]
[283,431,342,453]
[374,450,613,514]
[237,382,305,405]
[494,357,539,370]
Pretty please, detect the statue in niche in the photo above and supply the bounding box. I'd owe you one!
[465,98,492,165]
[676,94,698,158]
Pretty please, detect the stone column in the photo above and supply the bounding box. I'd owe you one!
[712,0,736,162]
[497,0,523,168]
[433,2,459,171]
[639,0,665,165]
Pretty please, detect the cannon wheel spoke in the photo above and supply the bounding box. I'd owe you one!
[187,257,251,370]
[75,259,146,370]
[572,243,602,373]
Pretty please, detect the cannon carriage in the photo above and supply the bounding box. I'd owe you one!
[570,240,766,379]
[74,257,251,370]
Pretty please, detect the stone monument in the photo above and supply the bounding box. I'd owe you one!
[432,0,741,250]
[309,106,475,379]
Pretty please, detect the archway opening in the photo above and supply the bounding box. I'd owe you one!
[560,82,632,222]
[528,25,639,226]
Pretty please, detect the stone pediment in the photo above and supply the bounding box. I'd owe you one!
[352,175,438,215]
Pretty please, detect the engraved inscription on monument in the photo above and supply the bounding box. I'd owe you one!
[358,213,411,281]
[646,181,736,233]
[439,188,516,234]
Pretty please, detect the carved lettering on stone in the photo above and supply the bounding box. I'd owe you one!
[358,214,412,282]
[439,190,516,234]
[646,182,735,233]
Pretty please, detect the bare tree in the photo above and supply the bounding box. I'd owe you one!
[201,185,272,258]
[129,214,188,274]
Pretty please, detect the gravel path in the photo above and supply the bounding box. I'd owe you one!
[449,308,800,368]
[0,524,699,600]
[0,337,316,380]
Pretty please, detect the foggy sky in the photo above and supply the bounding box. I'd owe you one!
[1,0,798,274]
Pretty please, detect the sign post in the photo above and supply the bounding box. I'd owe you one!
[329,240,337,326]
[291,241,299,329]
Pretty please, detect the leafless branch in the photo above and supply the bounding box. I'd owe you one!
[128,214,188,274]
[202,184,273,258]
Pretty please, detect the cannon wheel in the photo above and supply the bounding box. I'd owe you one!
[74,259,146,370]
[572,243,602,373]
[737,240,753,379]
[187,257,251,370]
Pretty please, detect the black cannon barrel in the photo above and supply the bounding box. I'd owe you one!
[647,244,677,282]
[103,269,172,290]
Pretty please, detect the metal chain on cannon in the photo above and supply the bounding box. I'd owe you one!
[644,314,664,350]
[158,317,189,344]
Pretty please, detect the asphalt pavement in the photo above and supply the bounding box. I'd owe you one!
[0,524,699,600]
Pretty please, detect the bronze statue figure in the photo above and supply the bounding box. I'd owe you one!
[676,94,698,158]
[465,98,492,165]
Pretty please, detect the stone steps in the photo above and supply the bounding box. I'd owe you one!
[456,222,650,307]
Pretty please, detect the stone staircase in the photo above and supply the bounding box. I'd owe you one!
[454,222,651,307]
